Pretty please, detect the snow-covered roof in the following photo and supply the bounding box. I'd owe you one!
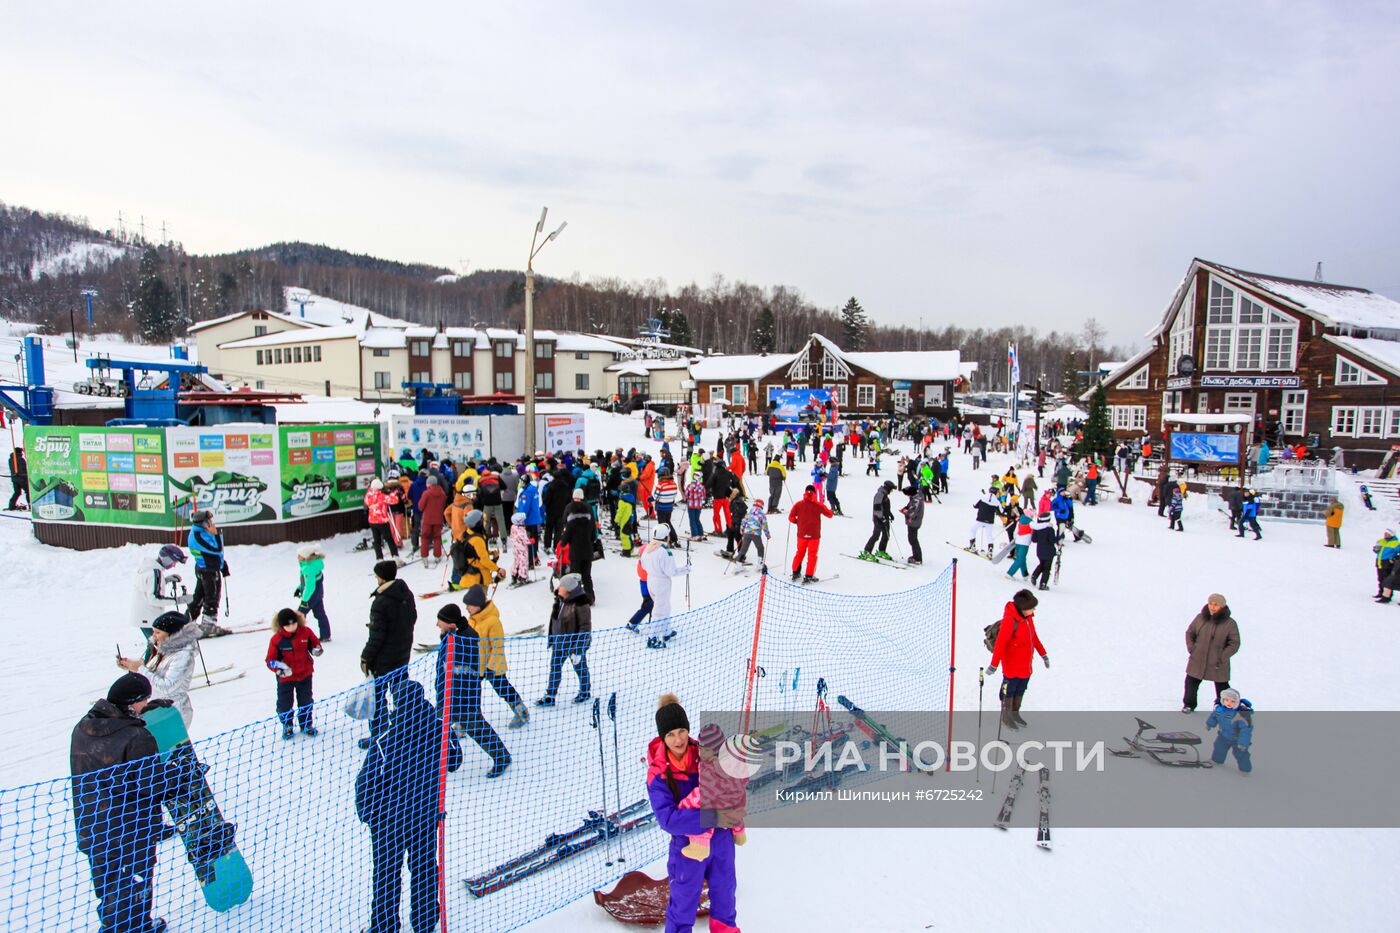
[188,309,319,334]
[1097,361,1126,373]
[597,334,704,356]
[841,350,962,381]
[605,358,691,373]
[1163,413,1250,426]
[690,353,795,382]
[551,333,630,354]
[1324,335,1400,378]
[1211,263,1400,331]
[609,362,651,377]
[219,324,362,349]
[361,328,407,349]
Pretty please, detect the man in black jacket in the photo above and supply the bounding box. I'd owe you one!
[708,463,734,535]
[361,560,416,748]
[561,492,598,603]
[543,460,573,552]
[861,480,896,559]
[8,447,27,510]
[71,672,192,933]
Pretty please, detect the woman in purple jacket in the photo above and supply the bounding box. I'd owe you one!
[646,693,743,932]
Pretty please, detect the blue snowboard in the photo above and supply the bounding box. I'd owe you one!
[144,705,253,912]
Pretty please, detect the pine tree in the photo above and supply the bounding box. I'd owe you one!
[1079,383,1114,460]
[663,309,692,348]
[840,297,868,350]
[751,306,776,353]
[1059,349,1084,399]
[130,247,177,343]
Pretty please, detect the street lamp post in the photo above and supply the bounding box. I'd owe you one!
[523,207,567,457]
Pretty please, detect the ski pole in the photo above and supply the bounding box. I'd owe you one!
[976,667,985,784]
[991,678,1005,795]
[591,698,613,867]
[684,535,691,610]
[195,638,213,687]
[607,693,626,864]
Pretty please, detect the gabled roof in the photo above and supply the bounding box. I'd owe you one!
[690,352,795,382]
[219,324,362,349]
[1323,335,1400,379]
[188,309,319,334]
[809,333,962,381]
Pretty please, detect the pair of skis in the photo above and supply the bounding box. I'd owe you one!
[993,765,1051,849]
[843,553,911,570]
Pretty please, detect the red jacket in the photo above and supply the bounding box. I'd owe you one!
[266,623,322,681]
[418,483,448,525]
[788,488,834,539]
[990,603,1046,678]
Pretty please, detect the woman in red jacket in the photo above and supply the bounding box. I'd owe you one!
[986,589,1049,730]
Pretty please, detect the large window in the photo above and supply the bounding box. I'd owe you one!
[575,373,590,391]
[1359,406,1386,437]
[731,384,749,407]
[495,372,514,391]
[821,352,849,381]
[789,355,810,381]
[1281,390,1307,435]
[374,371,390,390]
[536,372,554,391]
[411,340,431,358]
[856,384,875,408]
[373,348,390,357]
[454,371,472,391]
[1168,284,1195,367]
[495,342,513,359]
[1120,365,1149,389]
[275,348,283,364]
[294,347,303,363]
[708,385,727,403]
[1111,405,1148,431]
[1202,278,1299,371]
[1223,392,1255,415]
[452,341,471,357]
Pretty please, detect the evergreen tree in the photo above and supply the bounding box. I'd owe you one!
[663,308,692,347]
[130,247,177,342]
[840,297,868,349]
[751,306,776,353]
[1059,349,1084,398]
[1079,383,1114,460]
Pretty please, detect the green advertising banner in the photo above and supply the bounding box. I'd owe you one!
[165,426,281,524]
[279,423,381,520]
[24,425,170,527]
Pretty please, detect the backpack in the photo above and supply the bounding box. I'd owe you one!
[983,614,1019,653]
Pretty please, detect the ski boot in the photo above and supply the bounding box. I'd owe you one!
[572,691,591,704]
[791,569,802,581]
[857,551,876,562]
[803,575,818,584]
[875,551,893,561]
[1181,706,1194,714]
[535,694,557,707]
[282,724,295,740]
[625,620,640,632]
[646,637,667,649]
[507,703,530,729]
[302,725,318,737]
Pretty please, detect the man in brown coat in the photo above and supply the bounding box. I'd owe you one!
[1182,593,1240,713]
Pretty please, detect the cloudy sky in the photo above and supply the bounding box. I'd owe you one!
[4,1,1398,347]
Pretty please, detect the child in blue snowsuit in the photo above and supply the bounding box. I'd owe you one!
[647,694,740,933]
[1206,688,1253,772]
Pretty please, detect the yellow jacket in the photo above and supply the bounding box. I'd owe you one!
[468,601,507,673]
[454,466,481,492]
[453,531,499,590]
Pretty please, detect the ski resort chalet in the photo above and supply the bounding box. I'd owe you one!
[1100,259,1400,465]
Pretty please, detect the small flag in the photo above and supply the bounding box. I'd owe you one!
[1008,343,1021,385]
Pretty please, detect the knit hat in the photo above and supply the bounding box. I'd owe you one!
[462,584,488,610]
[511,512,526,525]
[190,509,213,524]
[374,560,398,582]
[1012,589,1039,614]
[572,488,585,501]
[437,604,464,628]
[151,611,189,634]
[465,511,483,529]
[655,692,690,738]
[1220,688,1241,705]
[558,573,583,595]
[427,476,440,486]
[697,722,725,752]
[107,672,152,708]
[652,524,670,541]
[371,477,384,490]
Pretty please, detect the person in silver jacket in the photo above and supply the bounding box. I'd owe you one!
[119,611,199,728]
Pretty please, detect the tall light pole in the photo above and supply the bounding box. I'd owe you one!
[523,206,567,456]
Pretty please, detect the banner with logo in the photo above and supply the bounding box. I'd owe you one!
[538,414,585,454]
[279,423,381,519]
[390,415,491,466]
[24,425,170,526]
[165,426,280,524]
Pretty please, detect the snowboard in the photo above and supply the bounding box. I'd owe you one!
[143,704,253,911]
[991,540,1015,564]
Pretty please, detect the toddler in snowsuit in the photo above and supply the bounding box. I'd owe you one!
[677,723,749,860]
[1205,688,1253,773]
[507,513,531,586]
[266,608,323,738]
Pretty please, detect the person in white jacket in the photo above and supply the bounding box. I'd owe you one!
[638,525,691,649]
[130,544,190,635]
[118,611,198,727]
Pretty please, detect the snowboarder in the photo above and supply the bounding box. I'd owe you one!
[118,610,199,727]
[434,604,511,777]
[646,693,743,933]
[1182,594,1240,713]
[356,677,462,932]
[788,484,833,582]
[860,480,897,561]
[1360,484,1376,511]
[184,510,231,637]
[900,485,924,565]
[985,589,1049,730]
[71,672,193,933]
[1205,688,1253,773]
[676,722,749,860]
[294,544,332,641]
[364,477,401,561]
[639,527,691,648]
[537,573,593,703]
[360,560,415,748]
[265,607,323,738]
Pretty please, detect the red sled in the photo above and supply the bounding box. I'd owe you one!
[593,872,709,925]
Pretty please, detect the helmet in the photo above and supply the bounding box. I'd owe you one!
[157,544,186,569]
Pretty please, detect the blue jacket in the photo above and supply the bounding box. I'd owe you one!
[1051,493,1072,521]
[408,476,428,511]
[1206,700,1253,747]
[1241,499,1259,519]
[355,680,461,827]
[516,483,544,525]
[188,525,224,570]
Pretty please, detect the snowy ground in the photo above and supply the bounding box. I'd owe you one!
[2,406,1397,931]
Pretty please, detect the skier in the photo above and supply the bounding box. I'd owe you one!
[1205,688,1253,773]
[360,561,416,748]
[357,677,462,933]
[968,487,1000,554]
[676,722,749,859]
[1323,497,1344,548]
[639,526,691,648]
[788,484,834,582]
[71,672,192,933]
[1236,490,1262,540]
[899,485,924,565]
[506,513,532,586]
[859,480,896,561]
[1182,593,1240,713]
[184,510,231,637]
[1006,513,1033,580]
[684,471,707,540]
[130,544,189,638]
[617,470,640,556]
[417,476,448,566]
[449,511,499,592]
[118,610,199,727]
[1374,529,1400,601]
[1029,513,1059,591]
[433,604,511,777]
[626,546,654,633]
[477,469,507,546]
[265,607,323,739]
[461,584,529,729]
[294,544,332,641]
[708,461,734,536]
[646,693,743,933]
[7,446,27,510]
[734,497,771,565]
[536,572,593,703]
[764,455,787,515]
[985,589,1049,730]
[364,477,401,561]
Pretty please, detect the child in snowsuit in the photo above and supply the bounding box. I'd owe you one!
[734,499,771,564]
[1205,688,1253,772]
[677,723,749,860]
[507,513,531,586]
[1361,485,1376,511]
[266,608,323,738]
[1168,484,1185,531]
[295,545,332,640]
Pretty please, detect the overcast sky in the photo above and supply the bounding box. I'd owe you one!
[4,1,1398,348]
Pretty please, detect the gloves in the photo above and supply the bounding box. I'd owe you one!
[360,659,371,676]
[1041,654,1050,669]
[985,665,998,677]
[310,646,324,657]
[268,660,292,676]
[221,561,231,577]
[293,587,301,597]
[298,603,310,614]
